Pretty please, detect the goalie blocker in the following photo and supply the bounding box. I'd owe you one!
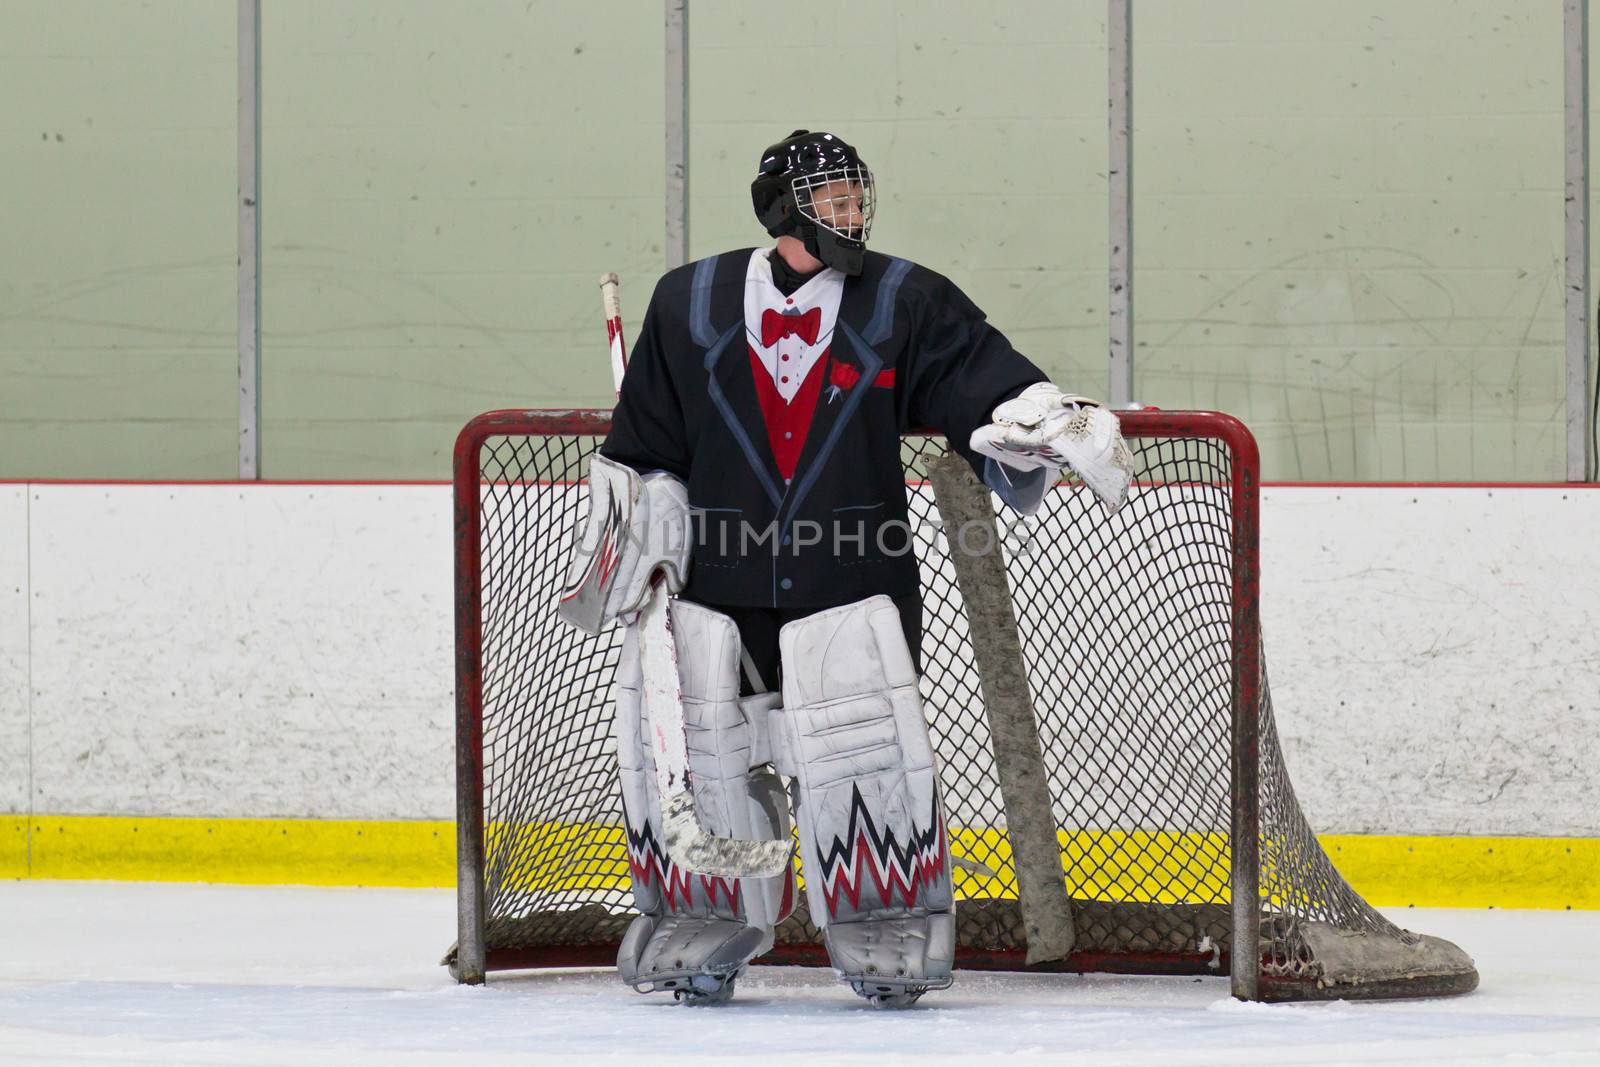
[556,453,691,635]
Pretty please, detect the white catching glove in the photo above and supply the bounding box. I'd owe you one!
[969,382,1135,515]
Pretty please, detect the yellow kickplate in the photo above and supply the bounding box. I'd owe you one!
[11,815,1597,909]
[25,815,454,888]
[2,816,27,879]
[1320,834,1600,910]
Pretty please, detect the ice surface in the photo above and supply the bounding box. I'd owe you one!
[1,881,1596,1065]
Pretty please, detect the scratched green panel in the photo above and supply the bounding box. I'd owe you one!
[1135,0,1565,481]
[259,0,664,479]
[0,1,235,479]
[686,1,1110,401]
[1589,10,1600,481]
[1,2,1577,482]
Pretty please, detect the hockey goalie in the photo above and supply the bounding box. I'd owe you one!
[558,130,1133,1007]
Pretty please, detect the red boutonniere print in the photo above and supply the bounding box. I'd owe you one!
[825,361,860,404]
[826,361,894,403]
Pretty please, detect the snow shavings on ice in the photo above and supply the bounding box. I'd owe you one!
[0,881,1596,1066]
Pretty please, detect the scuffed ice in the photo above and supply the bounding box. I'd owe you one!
[0,881,1596,1066]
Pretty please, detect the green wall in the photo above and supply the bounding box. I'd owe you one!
[0,2,236,479]
[260,1,665,478]
[1136,2,1565,481]
[0,1,1585,481]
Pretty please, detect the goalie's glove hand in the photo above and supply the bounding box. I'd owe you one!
[969,382,1135,516]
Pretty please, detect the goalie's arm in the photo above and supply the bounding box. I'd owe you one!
[895,273,1052,482]
[895,271,1091,515]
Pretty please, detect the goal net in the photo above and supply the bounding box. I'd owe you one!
[446,408,1476,1001]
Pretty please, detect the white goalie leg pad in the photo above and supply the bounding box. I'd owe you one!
[671,599,793,933]
[613,604,794,998]
[775,596,955,1003]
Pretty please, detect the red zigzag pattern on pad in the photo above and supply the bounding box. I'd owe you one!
[813,784,947,918]
[624,818,742,915]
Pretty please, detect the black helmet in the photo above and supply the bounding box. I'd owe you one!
[750,130,875,275]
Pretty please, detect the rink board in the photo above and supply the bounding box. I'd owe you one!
[1,481,1594,835]
[8,813,1598,910]
[0,480,1596,910]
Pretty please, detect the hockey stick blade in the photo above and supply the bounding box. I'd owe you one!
[639,582,795,879]
[660,791,793,879]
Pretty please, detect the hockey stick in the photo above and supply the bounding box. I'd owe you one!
[599,271,627,387]
[926,453,1076,964]
[597,273,792,880]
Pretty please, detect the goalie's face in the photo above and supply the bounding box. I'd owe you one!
[795,170,874,242]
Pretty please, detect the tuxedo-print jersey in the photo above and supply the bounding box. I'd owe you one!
[742,248,843,479]
[601,248,1047,610]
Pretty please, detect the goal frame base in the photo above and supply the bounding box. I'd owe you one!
[446,939,1476,1002]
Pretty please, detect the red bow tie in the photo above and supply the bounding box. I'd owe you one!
[761,306,822,347]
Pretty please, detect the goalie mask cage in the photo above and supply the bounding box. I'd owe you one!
[447,408,1477,1002]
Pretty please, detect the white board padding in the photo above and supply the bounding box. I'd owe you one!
[1263,487,1600,837]
[28,485,454,820]
[0,486,29,814]
[8,481,1598,837]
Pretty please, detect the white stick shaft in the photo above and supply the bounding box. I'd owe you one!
[598,275,790,880]
[637,582,791,879]
[598,272,627,394]
[638,581,690,797]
